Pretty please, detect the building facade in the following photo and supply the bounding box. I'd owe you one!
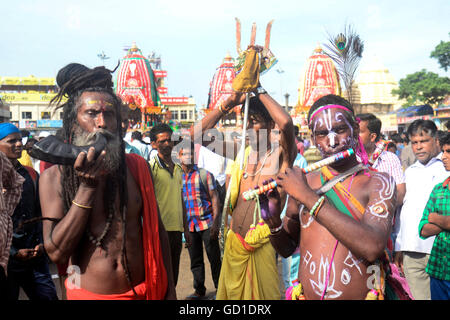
[349,55,404,115]
[0,76,61,132]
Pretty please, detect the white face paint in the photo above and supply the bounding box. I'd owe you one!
[311,109,356,156]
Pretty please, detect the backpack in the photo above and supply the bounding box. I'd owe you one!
[198,168,226,212]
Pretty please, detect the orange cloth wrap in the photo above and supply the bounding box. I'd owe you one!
[126,153,168,300]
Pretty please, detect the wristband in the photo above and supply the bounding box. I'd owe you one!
[270,221,283,234]
[309,196,325,217]
[219,103,231,115]
[255,86,267,95]
[72,200,93,209]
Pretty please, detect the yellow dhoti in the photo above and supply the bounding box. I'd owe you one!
[216,229,280,300]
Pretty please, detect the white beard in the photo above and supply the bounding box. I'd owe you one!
[72,127,122,173]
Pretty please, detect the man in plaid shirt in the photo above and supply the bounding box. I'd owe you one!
[419,131,450,300]
[178,142,222,300]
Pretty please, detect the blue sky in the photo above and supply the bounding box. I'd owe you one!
[1,0,449,109]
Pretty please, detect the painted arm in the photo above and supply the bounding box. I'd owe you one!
[277,168,396,263]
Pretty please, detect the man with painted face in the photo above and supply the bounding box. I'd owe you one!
[393,120,449,300]
[38,63,175,300]
[191,85,297,299]
[262,94,398,300]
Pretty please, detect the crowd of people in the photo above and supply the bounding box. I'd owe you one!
[0,62,448,301]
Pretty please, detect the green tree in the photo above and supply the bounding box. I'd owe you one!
[430,33,450,71]
[392,69,450,106]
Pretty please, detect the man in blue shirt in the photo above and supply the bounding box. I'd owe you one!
[179,142,221,300]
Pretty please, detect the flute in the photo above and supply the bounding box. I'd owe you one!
[243,180,277,201]
[241,148,355,200]
[302,148,354,173]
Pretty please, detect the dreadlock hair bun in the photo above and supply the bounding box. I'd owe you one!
[54,63,115,99]
[56,63,90,89]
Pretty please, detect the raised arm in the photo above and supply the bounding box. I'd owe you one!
[257,91,297,166]
[190,92,246,160]
[40,148,106,264]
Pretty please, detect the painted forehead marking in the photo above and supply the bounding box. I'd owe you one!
[312,109,348,131]
[309,104,354,125]
[86,99,113,107]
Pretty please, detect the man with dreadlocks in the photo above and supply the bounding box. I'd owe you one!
[39,63,175,300]
[261,94,401,300]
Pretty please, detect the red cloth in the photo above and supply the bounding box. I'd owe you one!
[126,153,168,300]
[443,176,450,190]
[39,160,54,173]
[65,279,147,300]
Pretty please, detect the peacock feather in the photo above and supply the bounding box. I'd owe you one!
[322,24,364,105]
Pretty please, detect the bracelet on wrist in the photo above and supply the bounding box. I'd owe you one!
[72,200,93,210]
[270,221,283,234]
[255,86,267,95]
[309,196,325,217]
[219,103,231,115]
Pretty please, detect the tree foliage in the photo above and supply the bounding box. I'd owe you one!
[430,33,450,71]
[392,69,450,106]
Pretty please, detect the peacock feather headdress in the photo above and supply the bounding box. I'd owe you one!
[322,24,364,105]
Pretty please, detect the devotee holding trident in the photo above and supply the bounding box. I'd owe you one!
[36,63,175,300]
[191,45,297,298]
[261,94,399,300]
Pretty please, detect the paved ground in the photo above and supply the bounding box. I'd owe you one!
[20,245,286,300]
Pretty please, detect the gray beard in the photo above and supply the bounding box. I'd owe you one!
[72,127,122,174]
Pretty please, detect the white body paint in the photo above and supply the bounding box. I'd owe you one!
[367,174,395,219]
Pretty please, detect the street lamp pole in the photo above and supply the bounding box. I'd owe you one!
[276,68,285,104]
[97,51,110,66]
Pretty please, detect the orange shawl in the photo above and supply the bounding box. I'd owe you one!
[126,153,168,300]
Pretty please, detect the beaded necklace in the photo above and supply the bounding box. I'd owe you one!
[85,179,117,248]
[243,147,274,179]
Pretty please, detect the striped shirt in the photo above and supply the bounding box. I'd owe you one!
[182,166,216,232]
[418,178,450,281]
[373,150,405,185]
[0,152,25,273]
